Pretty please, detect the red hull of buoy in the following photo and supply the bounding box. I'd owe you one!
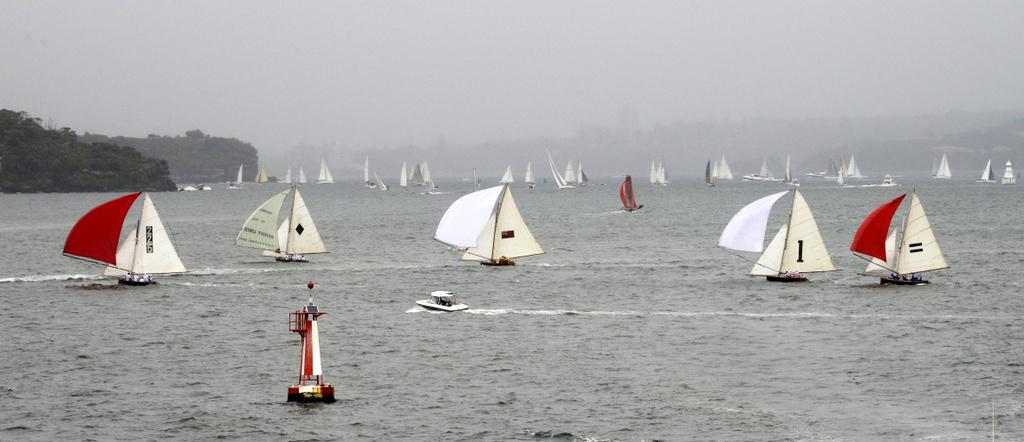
[287,384,335,403]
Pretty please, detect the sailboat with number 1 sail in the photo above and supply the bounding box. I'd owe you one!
[717,190,835,282]
[63,192,187,286]
[435,184,544,266]
[850,192,948,285]
[620,175,643,212]
[236,186,327,262]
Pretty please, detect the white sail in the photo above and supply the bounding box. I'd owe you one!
[705,160,716,186]
[759,158,769,178]
[106,193,186,275]
[500,165,514,183]
[524,162,535,185]
[895,193,948,275]
[298,167,307,184]
[236,188,290,251]
[434,185,506,248]
[718,191,789,253]
[374,172,388,191]
[400,162,408,188]
[103,227,138,276]
[864,230,897,273]
[650,160,658,184]
[784,155,791,183]
[364,156,371,185]
[421,162,435,188]
[409,162,425,185]
[286,188,327,254]
[711,161,719,180]
[717,154,733,179]
[779,190,835,273]
[563,161,577,185]
[656,162,666,184]
[317,158,334,183]
[837,171,845,186]
[934,154,951,179]
[847,155,864,178]
[978,159,994,182]
[546,150,573,189]
[255,166,269,184]
[578,162,589,186]
[750,225,787,276]
[236,164,244,183]
[1002,161,1016,184]
[283,168,292,184]
[276,219,289,251]
[461,185,543,261]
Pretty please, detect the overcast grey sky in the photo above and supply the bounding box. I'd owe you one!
[2,0,1023,150]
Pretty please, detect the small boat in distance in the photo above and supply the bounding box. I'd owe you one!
[977,159,997,183]
[524,162,535,188]
[297,167,307,184]
[400,162,408,189]
[716,154,734,180]
[236,186,328,262]
[228,163,244,189]
[718,190,836,282]
[650,160,669,185]
[933,153,952,179]
[619,175,643,212]
[743,158,782,181]
[705,160,716,187]
[500,165,514,184]
[255,166,269,184]
[850,192,948,285]
[316,158,334,184]
[282,168,292,184]
[416,291,469,312]
[364,156,376,189]
[434,184,544,266]
[63,192,187,285]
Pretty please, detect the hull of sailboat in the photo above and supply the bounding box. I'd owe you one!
[765,275,808,282]
[415,300,469,312]
[880,276,929,285]
[480,257,515,266]
[274,255,310,263]
[286,385,335,403]
[118,278,155,286]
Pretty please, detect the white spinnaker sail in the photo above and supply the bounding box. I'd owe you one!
[435,185,505,248]
[298,167,307,184]
[524,162,534,184]
[103,227,138,276]
[400,162,408,188]
[563,161,577,185]
[750,225,787,276]
[865,230,897,273]
[500,166,514,183]
[422,162,435,188]
[935,154,951,178]
[895,193,948,275]
[236,164,244,183]
[236,188,290,251]
[718,154,733,179]
[283,168,292,184]
[779,190,836,273]
[462,211,497,262]
[980,159,993,181]
[286,188,327,254]
[718,191,789,253]
[317,158,334,183]
[106,194,186,275]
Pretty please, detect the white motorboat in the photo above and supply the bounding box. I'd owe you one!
[416,291,468,312]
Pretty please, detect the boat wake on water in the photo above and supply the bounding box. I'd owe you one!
[454,309,1013,321]
[0,274,105,284]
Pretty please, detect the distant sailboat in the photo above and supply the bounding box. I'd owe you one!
[563,161,577,185]
[846,155,865,178]
[228,164,244,189]
[656,162,668,185]
[718,190,835,282]
[1002,161,1016,185]
[933,154,952,179]
[649,160,669,185]
[472,168,480,189]
[374,173,388,191]
[499,166,514,184]
[408,162,425,186]
[546,150,575,189]
[716,154,734,180]
[298,167,307,184]
[421,162,436,189]
[705,160,716,187]
[977,159,996,183]
[255,166,269,184]
[743,158,780,181]
[316,158,334,184]
[63,192,186,285]
[784,155,799,186]
[282,168,292,184]
[236,186,327,262]
[364,156,375,188]
[400,162,408,188]
[524,162,535,188]
[619,175,642,212]
[650,160,658,185]
[434,184,544,266]
[836,169,845,186]
[577,162,589,187]
[850,192,948,284]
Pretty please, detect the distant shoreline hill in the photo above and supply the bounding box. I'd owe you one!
[0,109,176,193]
[80,130,259,184]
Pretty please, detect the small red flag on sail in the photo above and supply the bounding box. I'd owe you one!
[501,230,515,239]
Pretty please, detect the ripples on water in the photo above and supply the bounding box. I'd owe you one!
[1,177,1021,440]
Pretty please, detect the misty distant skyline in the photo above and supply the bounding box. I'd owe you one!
[3,1,1024,153]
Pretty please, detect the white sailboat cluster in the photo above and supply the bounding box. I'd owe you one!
[404,161,436,189]
[316,158,335,184]
[742,158,782,182]
[932,154,952,179]
[650,160,669,185]
[236,186,327,262]
[845,155,865,178]
[228,164,245,189]
[718,190,835,282]
[364,157,388,190]
[714,154,733,180]
[434,184,543,266]
[545,150,575,189]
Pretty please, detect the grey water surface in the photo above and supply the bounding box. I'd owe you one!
[1,177,1021,441]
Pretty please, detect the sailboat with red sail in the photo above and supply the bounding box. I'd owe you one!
[850,192,948,285]
[619,175,643,212]
[63,192,187,286]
